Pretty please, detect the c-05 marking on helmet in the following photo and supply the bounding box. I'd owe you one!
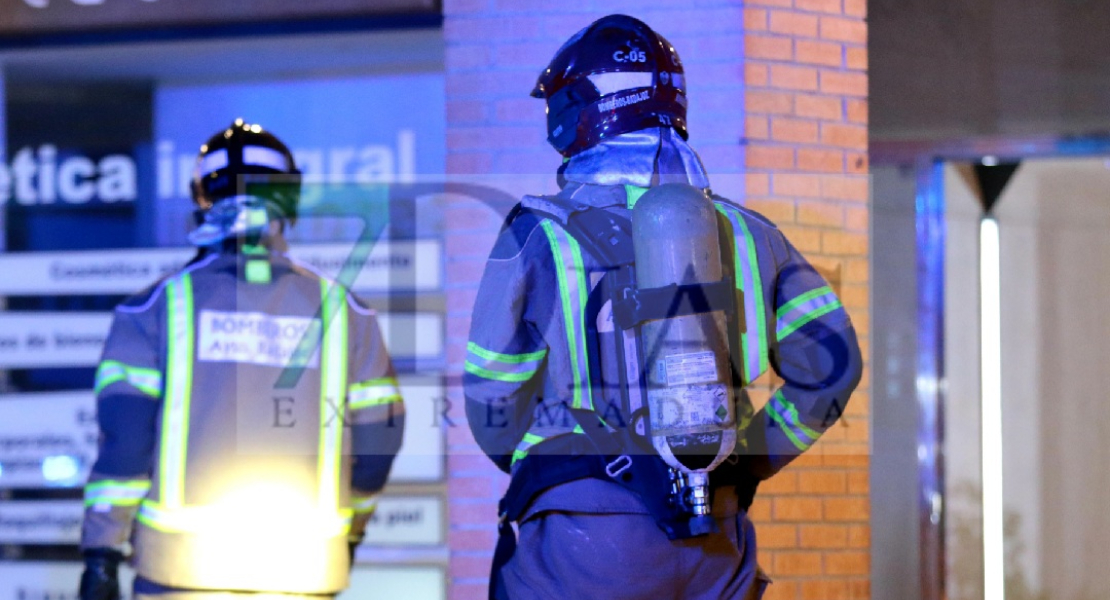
[613,49,648,63]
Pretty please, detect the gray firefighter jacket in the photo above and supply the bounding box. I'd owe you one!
[464,128,863,518]
[81,244,404,594]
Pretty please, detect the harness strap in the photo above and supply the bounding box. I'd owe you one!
[612,279,737,330]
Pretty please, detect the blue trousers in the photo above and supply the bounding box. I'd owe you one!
[497,510,770,600]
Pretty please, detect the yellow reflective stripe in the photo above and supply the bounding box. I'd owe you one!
[776,286,842,340]
[540,220,593,411]
[509,425,585,467]
[319,281,348,515]
[349,377,401,409]
[351,494,379,515]
[716,204,768,384]
[511,432,546,466]
[465,342,547,382]
[766,401,811,452]
[624,184,649,209]
[161,273,194,509]
[466,342,547,364]
[136,500,351,536]
[95,360,162,397]
[84,479,151,506]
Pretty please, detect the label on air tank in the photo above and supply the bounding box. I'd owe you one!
[647,383,731,437]
[660,351,719,386]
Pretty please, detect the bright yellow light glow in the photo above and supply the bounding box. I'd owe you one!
[184,480,347,589]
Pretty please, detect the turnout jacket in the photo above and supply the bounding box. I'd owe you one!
[464,180,862,513]
[81,247,404,594]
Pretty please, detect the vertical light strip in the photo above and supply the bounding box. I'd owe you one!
[980,216,1005,600]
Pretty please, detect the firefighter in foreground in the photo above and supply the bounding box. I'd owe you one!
[78,121,404,599]
[464,15,863,599]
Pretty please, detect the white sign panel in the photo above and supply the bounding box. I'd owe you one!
[0,240,441,296]
[0,312,442,369]
[0,392,96,489]
[343,567,445,600]
[0,496,441,546]
[0,313,112,369]
[0,562,136,600]
[291,241,441,293]
[0,501,84,545]
[364,496,443,546]
[390,377,446,483]
[0,248,189,296]
[0,376,444,489]
[0,563,443,600]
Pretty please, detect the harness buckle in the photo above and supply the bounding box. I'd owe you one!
[605,454,633,479]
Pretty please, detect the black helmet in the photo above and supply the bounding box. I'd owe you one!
[532,14,687,157]
[191,119,301,220]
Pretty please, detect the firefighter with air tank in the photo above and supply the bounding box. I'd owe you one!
[464,15,863,599]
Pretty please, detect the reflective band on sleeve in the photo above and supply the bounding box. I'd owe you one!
[84,479,151,507]
[351,494,379,515]
[767,391,819,451]
[161,273,195,509]
[464,342,546,383]
[510,424,585,467]
[717,205,769,384]
[349,377,402,410]
[511,432,546,467]
[540,220,594,411]
[776,286,843,341]
[319,281,348,515]
[95,360,162,398]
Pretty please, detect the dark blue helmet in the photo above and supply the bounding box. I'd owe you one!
[191,119,301,220]
[532,14,688,157]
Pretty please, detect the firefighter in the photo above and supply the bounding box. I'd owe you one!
[78,120,404,599]
[464,15,863,599]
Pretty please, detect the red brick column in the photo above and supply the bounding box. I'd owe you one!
[442,1,869,599]
[742,1,870,599]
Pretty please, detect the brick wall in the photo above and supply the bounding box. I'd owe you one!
[442,1,869,598]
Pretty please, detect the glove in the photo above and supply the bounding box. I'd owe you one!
[78,548,123,600]
[348,540,359,565]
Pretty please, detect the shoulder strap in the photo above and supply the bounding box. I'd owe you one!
[515,195,636,268]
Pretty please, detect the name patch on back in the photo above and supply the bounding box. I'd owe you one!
[198,310,321,368]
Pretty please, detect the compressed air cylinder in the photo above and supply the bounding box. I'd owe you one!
[632,183,736,475]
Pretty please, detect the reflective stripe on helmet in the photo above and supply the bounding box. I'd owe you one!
[243,145,292,172]
[161,273,195,509]
[716,204,769,384]
[318,280,348,516]
[95,360,162,398]
[540,220,594,411]
[587,72,654,96]
[198,148,229,177]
